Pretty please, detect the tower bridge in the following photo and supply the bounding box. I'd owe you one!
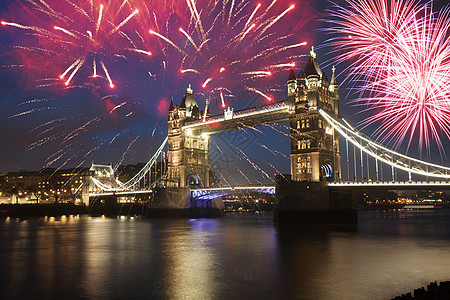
[166,46,341,189]
[88,47,450,223]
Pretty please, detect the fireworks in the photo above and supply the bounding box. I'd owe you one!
[142,0,308,110]
[1,0,314,181]
[1,0,150,88]
[326,0,450,155]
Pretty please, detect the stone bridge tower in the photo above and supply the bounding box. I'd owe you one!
[167,85,210,188]
[288,47,341,182]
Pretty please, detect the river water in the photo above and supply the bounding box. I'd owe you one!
[1,210,450,299]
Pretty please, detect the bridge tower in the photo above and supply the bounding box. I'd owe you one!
[288,47,341,182]
[167,85,210,188]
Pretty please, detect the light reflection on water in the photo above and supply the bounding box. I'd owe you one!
[1,210,450,299]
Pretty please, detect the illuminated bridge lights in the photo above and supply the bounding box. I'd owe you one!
[89,189,154,197]
[329,181,450,187]
[191,186,276,201]
[319,109,450,180]
[183,101,289,130]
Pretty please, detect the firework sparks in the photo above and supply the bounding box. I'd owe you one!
[141,0,307,111]
[2,0,150,88]
[327,0,450,155]
[1,0,310,179]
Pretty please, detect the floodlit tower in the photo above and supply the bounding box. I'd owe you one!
[167,86,209,188]
[289,46,341,182]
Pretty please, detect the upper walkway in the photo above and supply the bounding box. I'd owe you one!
[183,100,289,134]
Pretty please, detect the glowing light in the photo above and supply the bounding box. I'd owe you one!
[100,60,114,89]
[110,9,139,35]
[93,59,97,78]
[129,49,152,56]
[320,109,450,179]
[148,1,300,110]
[180,69,199,74]
[220,90,226,108]
[54,26,77,38]
[179,27,200,51]
[202,77,212,88]
[327,0,450,154]
[96,4,104,34]
[149,30,186,54]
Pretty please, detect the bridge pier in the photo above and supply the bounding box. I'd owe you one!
[274,176,357,224]
[147,187,224,218]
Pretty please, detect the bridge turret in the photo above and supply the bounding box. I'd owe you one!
[184,84,201,119]
[288,46,341,182]
[287,68,297,113]
[329,66,338,93]
[329,66,340,116]
[287,68,297,97]
[167,86,209,188]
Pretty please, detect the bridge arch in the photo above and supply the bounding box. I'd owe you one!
[187,174,202,188]
[320,163,333,179]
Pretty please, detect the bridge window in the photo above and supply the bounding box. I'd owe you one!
[306,119,310,128]
[301,119,305,128]
[318,119,323,128]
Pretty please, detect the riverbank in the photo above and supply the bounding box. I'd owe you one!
[1,203,88,218]
[0,203,223,218]
[393,281,450,299]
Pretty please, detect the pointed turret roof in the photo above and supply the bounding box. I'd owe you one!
[184,84,198,109]
[180,93,186,108]
[322,71,328,83]
[288,68,296,81]
[304,46,322,77]
[330,65,338,86]
[168,96,174,111]
[297,70,305,79]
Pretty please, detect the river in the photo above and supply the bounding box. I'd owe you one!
[1,209,450,299]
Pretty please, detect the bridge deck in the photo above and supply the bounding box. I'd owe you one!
[329,181,450,190]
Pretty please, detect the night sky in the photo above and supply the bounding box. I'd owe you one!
[0,0,448,184]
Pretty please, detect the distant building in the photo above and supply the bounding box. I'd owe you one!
[0,167,91,204]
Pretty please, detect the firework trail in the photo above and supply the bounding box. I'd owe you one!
[1,0,313,178]
[1,0,151,88]
[137,0,308,111]
[326,0,450,155]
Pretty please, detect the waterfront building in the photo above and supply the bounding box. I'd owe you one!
[0,168,91,204]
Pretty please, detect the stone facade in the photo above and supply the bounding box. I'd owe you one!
[287,47,341,182]
[167,85,210,188]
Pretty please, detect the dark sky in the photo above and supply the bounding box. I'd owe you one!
[0,0,447,184]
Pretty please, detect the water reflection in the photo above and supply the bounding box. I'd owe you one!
[1,211,450,299]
